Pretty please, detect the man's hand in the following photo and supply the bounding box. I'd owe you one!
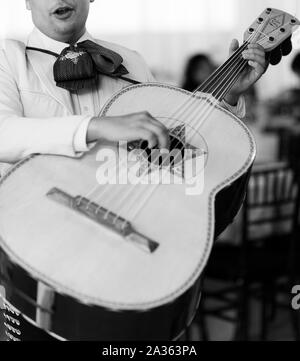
[87,112,170,149]
[224,39,267,105]
[224,36,293,105]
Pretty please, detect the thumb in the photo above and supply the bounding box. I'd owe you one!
[229,39,239,56]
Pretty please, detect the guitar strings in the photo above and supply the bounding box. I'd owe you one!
[91,40,255,216]
[82,18,270,219]
[79,40,251,205]
[173,15,285,143]
[120,23,289,223]
[80,36,254,212]
[142,16,273,158]
[93,28,265,221]
[108,39,262,221]
[112,21,272,221]
[126,23,278,220]
[181,18,293,139]
[119,57,251,221]
[126,37,280,222]
[79,17,281,211]
[196,43,249,94]
[188,26,271,94]
[127,57,255,222]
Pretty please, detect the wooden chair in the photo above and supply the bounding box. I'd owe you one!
[197,162,300,341]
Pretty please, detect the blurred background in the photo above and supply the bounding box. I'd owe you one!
[1,1,300,342]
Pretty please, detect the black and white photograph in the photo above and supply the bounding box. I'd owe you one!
[0,0,300,346]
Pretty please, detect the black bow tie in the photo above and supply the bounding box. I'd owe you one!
[27,40,130,92]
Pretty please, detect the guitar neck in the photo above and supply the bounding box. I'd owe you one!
[197,43,249,101]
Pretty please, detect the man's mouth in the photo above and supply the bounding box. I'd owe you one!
[53,6,74,19]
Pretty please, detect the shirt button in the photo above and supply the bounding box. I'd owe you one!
[84,106,89,112]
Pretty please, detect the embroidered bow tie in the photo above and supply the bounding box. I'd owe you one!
[27,40,130,92]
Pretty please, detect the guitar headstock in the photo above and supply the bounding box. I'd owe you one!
[243,8,300,52]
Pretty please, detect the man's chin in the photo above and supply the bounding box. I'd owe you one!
[50,21,81,42]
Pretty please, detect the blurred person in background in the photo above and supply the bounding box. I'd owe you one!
[264,52,300,125]
[258,52,300,161]
[182,54,216,92]
[182,53,258,123]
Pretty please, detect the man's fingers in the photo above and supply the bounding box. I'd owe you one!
[144,113,170,149]
[243,49,266,61]
[243,54,266,68]
[248,60,265,75]
[229,39,239,55]
[133,111,170,149]
[242,49,266,71]
[138,129,159,149]
[243,44,268,75]
[142,121,170,149]
[244,45,266,58]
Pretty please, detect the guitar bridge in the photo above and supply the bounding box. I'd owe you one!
[46,188,159,253]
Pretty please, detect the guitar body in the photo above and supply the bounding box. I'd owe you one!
[0,83,255,340]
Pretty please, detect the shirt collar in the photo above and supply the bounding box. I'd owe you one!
[27,27,94,54]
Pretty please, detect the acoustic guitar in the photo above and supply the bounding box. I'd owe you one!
[0,8,299,341]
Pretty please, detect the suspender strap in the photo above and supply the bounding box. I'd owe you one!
[26,46,142,85]
[26,46,60,58]
[117,76,141,85]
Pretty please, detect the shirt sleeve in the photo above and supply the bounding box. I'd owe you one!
[0,50,92,164]
[221,96,246,119]
[73,115,95,152]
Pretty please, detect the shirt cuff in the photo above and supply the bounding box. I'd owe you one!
[221,96,246,119]
[73,115,95,153]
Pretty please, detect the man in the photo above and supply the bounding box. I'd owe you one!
[0,0,292,341]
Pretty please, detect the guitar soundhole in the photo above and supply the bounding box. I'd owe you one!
[140,134,185,168]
